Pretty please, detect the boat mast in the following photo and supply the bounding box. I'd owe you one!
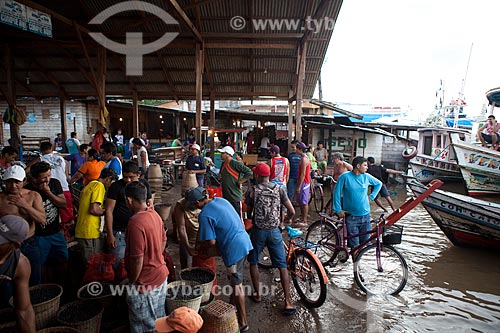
[455,43,473,127]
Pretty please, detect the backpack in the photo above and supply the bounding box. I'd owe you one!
[253,183,281,229]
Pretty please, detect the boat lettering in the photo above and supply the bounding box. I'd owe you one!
[439,200,495,224]
[468,153,500,170]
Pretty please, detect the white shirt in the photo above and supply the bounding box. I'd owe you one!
[41,153,69,191]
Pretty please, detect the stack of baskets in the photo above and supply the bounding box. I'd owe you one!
[180,267,215,306]
[57,300,103,333]
[199,300,239,333]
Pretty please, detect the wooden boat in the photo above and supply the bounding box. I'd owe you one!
[407,127,470,183]
[406,178,500,250]
[450,133,500,196]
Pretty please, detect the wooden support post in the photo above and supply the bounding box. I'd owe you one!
[295,43,307,142]
[195,43,204,143]
[210,91,215,156]
[60,93,68,151]
[4,44,20,152]
[97,47,107,127]
[132,91,139,138]
[288,97,293,149]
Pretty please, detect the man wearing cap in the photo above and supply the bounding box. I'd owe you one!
[0,165,45,286]
[0,215,36,332]
[155,306,203,333]
[124,181,168,333]
[217,146,252,217]
[294,142,311,227]
[185,143,206,187]
[24,162,68,286]
[245,163,296,315]
[187,186,253,332]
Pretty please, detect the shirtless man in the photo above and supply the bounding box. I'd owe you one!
[332,152,353,181]
[0,165,45,286]
[0,165,45,238]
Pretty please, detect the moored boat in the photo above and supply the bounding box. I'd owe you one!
[450,133,500,196]
[406,179,500,250]
[407,127,470,183]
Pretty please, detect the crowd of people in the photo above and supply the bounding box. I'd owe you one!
[0,129,404,333]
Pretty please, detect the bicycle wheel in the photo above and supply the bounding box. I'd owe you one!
[353,244,408,296]
[290,249,327,308]
[257,246,273,269]
[305,220,339,266]
[313,186,324,214]
[323,199,333,216]
[162,169,174,191]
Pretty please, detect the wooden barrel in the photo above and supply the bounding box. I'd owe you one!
[181,172,198,196]
[148,164,162,203]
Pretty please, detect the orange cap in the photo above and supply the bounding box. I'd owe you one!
[155,307,203,333]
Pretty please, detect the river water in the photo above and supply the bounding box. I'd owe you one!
[279,184,500,332]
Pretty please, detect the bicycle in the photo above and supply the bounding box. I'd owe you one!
[258,226,328,308]
[160,160,174,191]
[308,171,330,214]
[305,213,407,296]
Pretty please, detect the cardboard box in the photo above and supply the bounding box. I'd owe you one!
[242,154,258,166]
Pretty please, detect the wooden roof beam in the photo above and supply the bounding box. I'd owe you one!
[205,43,297,49]
[31,60,66,96]
[167,0,203,42]
[301,0,331,44]
[156,53,179,103]
[192,0,214,93]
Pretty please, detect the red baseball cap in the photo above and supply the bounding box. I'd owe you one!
[252,163,270,177]
[155,307,203,333]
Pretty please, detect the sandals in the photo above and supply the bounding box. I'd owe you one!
[240,324,250,332]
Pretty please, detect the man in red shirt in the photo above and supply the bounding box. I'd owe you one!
[124,181,169,333]
[294,142,311,227]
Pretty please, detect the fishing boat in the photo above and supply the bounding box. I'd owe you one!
[406,178,500,250]
[407,127,470,183]
[450,133,500,196]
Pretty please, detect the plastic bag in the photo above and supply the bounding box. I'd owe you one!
[82,253,116,284]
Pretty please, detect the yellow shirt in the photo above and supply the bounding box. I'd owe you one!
[76,180,105,239]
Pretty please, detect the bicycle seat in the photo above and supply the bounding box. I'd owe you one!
[285,226,303,238]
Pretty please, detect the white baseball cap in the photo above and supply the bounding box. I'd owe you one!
[217,146,235,156]
[190,143,201,151]
[3,165,26,182]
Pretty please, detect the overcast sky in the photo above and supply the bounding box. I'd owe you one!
[319,0,500,119]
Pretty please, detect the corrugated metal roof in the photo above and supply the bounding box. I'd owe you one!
[2,0,344,101]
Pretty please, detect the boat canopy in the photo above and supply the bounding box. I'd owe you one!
[486,87,500,107]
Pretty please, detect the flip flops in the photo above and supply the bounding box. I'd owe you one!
[249,294,261,303]
[240,324,250,332]
[282,308,297,316]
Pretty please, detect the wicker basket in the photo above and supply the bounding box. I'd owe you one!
[36,326,81,333]
[165,280,203,314]
[0,307,16,330]
[199,300,239,333]
[57,301,103,333]
[9,283,63,330]
[180,267,215,303]
[77,282,114,319]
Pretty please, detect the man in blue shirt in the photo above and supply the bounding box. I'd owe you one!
[334,156,382,248]
[186,187,253,332]
[100,141,122,180]
[287,140,302,200]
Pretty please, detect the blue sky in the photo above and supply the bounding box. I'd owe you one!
[320,0,500,119]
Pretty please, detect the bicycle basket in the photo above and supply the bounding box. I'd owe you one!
[382,225,403,245]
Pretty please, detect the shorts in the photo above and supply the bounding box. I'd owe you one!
[295,183,311,205]
[481,132,499,143]
[126,277,168,333]
[248,227,286,268]
[376,184,390,198]
[38,231,69,264]
[318,161,327,170]
[226,256,246,285]
[77,237,103,263]
[287,178,297,200]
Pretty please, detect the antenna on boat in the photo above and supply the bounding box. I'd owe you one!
[454,43,473,127]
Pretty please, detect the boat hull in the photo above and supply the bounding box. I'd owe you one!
[409,157,462,183]
[450,133,500,196]
[407,180,500,250]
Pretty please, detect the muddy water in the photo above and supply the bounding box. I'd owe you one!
[283,186,500,332]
